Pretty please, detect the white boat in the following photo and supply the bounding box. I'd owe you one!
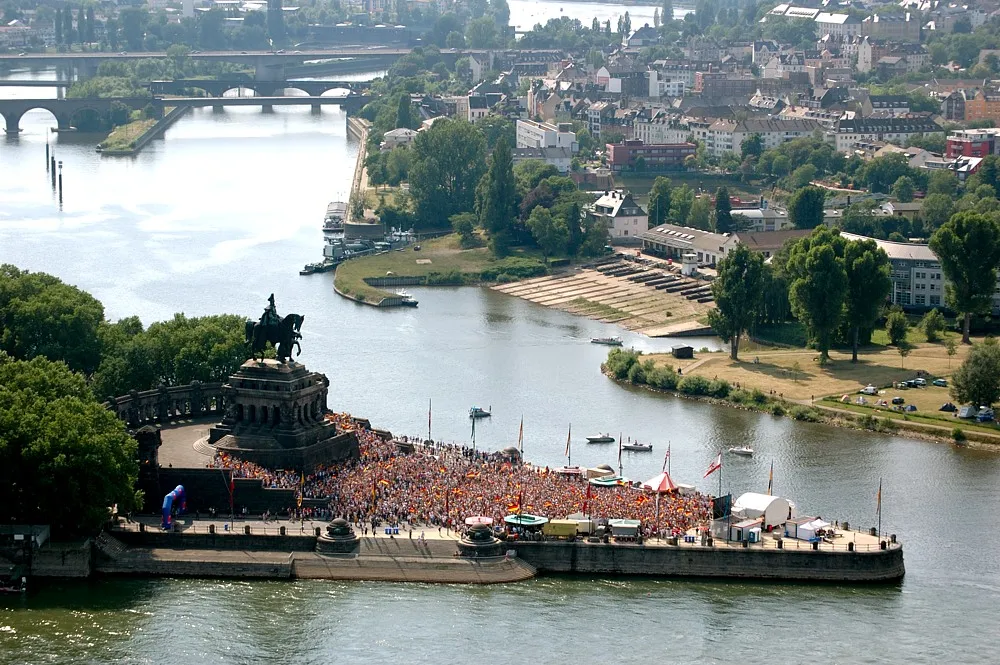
[591,337,623,346]
[622,442,653,452]
[324,201,347,232]
[586,434,615,443]
[469,406,491,419]
[729,446,754,456]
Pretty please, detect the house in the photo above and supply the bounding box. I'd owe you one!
[834,117,943,153]
[940,90,967,122]
[965,89,1000,124]
[838,232,950,310]
[605,140,697,171]
[380,127,417,151]
[511,147,574,173]
[706,118,822,157]
[733,229,811,257]
[587,190,648,245]
[515,119,578,152]
[633,111,691,144]
[639,223,738,265]
[624,23,659,48]
[467,95,489,123]
[881,200,924,221]
[814,12,862,40]
[862,13,921,43]
[946,128,1000,157]
[733,208,793,233]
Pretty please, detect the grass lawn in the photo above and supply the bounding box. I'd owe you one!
[644,340,970,402]
[334,233,546,302]
[818,395,1000,437]
[99,118,157,151]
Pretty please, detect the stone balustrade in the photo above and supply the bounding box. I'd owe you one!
[105,382,226,428]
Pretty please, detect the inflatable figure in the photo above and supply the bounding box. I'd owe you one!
[161,485,187,529]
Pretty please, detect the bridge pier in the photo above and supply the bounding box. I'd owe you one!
[2,111,22,134]
[261,105,275,113]
[311,104,322,114]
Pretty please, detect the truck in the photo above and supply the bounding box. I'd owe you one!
[541,519,580,539]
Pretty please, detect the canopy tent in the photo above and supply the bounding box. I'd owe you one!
[733,492,793,528]
[641,471,677,493]
[589,476,628,487]
[503,514,549,528]
[464,516,493,526]
[795,518,831,541]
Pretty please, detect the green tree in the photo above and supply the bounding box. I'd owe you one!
[395,94,412,129]
[648,177,672,228]
[921,308,946,343]
[859,153,912,193]
[450,212,477,248]
[946,337,958,367]
[892,176,915,202]
[928,170,958,197]
[687,195,712,230]
[119,7,149,51]
[977,155,1000,192]
[662,0,674,23]
[466,16,498,48]
[788,186,826,229]
[885,307,910,346]
[85,6,95,42]
[921,193,955,231]
[951,338,1000,407]
[409,119,487,230]
[564,201,583,256]
[929,212,1000,343]
[787,230,848,362]
[0,353,139,535]
[789,164,817,189]
[707,244,765,360]
[844,238,892,361]
[477,115,515,150]
[670,184,694,224]
[477,137,517,256]
[55,7,62,44]
[527,206,569,257]
[741,133,763,160]
[267,0,285,45]
[0,265,104,374]
[714,186,734,233]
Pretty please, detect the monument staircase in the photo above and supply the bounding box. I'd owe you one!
[94,532,130,560]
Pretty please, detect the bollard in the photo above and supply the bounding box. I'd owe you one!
[741,540,748,548]
[890,534,897,544]
[244,525,251,535]
[139,523,145,533]
[880,540,887,550]
[209,524,215,535]
[706,536,713,547]
[57,161,63,204]
[45,142,49,171]
[869,527,877,536]
[842,521,849,531]
[776,539,783,549]
[280,526,286,536]
[848,541,854,552]
[812,541,819,550]
[315,526,321,537]
[50,156,56,187]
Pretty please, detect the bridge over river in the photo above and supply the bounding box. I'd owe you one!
[0,93,371,134]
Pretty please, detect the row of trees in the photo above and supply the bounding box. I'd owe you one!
[54,6,95,45]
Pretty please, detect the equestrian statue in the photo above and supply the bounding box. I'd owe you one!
[245,294,304,363]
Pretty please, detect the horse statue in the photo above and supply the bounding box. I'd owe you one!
[245,295,304,363]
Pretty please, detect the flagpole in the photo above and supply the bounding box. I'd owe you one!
[877,477,883,539]
[428,398,432,443]
[618,433,623,477]
[718,449,723,501]
[667,442,671,475]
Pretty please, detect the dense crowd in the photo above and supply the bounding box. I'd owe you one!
[211,415,711,537]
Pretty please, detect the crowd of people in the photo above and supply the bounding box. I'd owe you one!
[210,414,711,538]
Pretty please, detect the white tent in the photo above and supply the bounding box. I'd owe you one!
[733,492,792,528]
[641,471,677,493]
[795,518,831,541]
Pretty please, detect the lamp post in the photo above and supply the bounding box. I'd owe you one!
[57,160,63,204]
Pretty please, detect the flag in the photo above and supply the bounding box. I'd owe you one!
[518,416,524,453]
[876,478,882,516]
[428,398,432,439]
[565,424,571,457]
[228,473,235,496]
[663,445,670,472]
[583,483,592,514]
[372,477,377,502]
[704,453,722,478]
[297,473,304,508]
[617,433,622,467]
[767,460,774,496]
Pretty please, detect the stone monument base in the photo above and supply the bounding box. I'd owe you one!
[458,524,503,558]
[317,518,360,554]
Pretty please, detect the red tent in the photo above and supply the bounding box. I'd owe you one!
[642,471,677,493]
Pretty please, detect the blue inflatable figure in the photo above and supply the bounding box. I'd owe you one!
[161,485,187,530]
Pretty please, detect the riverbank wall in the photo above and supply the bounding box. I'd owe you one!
[100,106,191,156]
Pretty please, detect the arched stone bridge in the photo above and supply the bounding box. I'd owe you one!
[105,381,226,428]
[148,79,370,97]
[0,96,153,134]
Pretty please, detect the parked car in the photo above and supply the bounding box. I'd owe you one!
[860,385,878,395]
[977,408,995,423]
[895,382,909,390]
[892,396,905,405]
[933,378,948,387]
[913,378,926,387]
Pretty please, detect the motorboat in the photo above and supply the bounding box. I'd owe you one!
[586,434,615,443]
[397,289,419,307]
[469,406,491,419]
[622,442,652,452]
[324,201,347,232]
[591,337,623,346]
[729,446,754,456]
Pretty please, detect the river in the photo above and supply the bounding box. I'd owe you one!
[0,65,999,664]
[508,0,694,31]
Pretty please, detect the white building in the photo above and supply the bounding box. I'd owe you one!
[511,147,574,173]
[587,190,648,245]
[834,117,943,153]
[633,113,690,144]
[814,12,862,40]
[639,223,739,265]
[515,119,578,152]
[647,69,687,98]
[706,118,822,157]
[380,127,417,151]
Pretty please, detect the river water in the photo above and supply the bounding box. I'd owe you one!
[0,64,999,664]
[508,0,694,32]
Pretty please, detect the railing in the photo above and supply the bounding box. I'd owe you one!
[104,381,225,427]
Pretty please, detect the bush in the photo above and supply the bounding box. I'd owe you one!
[627,361,647,384]
[790,406,819,422]
[749,389,768,406]
[858,414,878,430]
[646,366,679,390]
[605,348,641,380]
[426,270,466,286]
[879,417,898,432]
[769,402,786,416]
[886,308,909,346]
[952,427,966,443]
[678,375,712,396]
[707,378,731,398]
[480,257,547,281]
[921,308,946,343]
[549,258,570,268]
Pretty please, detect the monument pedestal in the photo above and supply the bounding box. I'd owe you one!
[208,359,359,469]
[458,523,503,558]
[317,518,361,554]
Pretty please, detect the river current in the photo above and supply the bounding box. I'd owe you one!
[0,57,998,664]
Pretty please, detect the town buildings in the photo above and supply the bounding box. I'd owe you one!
[587,190,648,244]
[515,119,578,153]
[605,140,697,171]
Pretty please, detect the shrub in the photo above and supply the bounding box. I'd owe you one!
[790,406,819,422]
[879,417,898,432]
[885,308,909,346]
[678,375,711,396]
[646,366,679,390]
[426,270,466,286]
[953,427,966,443]
[858,414,877,430]
[480,257,547,281]
[627,361,647,384]
[707,378,731,398]
[749,388,768,405]
[769,402,786,416]
[605,348,641,380]
[549,258,570,268]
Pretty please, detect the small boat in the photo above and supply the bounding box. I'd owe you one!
[591,337,623,346]
[586,433,615,443]
[729,446,754,456]
[469,406,491,419]
[0,574,26,594]
[299,263,320,275]
[397,289,419,307]
[622,442,653,452]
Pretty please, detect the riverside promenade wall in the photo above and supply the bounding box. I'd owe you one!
[100,106,191,156]
[512,540,905,583]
